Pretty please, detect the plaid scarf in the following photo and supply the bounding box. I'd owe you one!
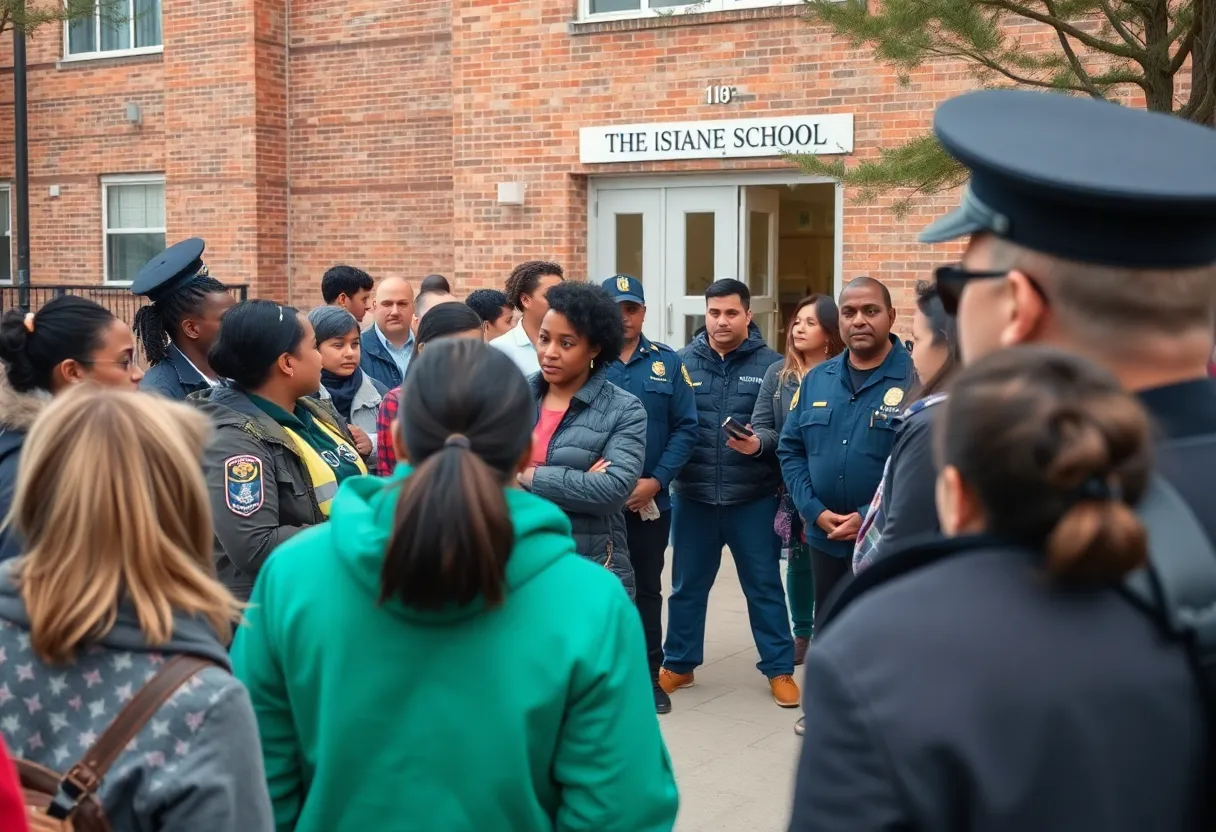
[852,392,949,573]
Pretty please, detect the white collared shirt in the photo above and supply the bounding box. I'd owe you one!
[176,343,219,388]
[489,321,540,377]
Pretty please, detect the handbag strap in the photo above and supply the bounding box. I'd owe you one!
[47,654,216,819]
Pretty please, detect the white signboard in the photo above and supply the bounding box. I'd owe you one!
[579,114,854,164]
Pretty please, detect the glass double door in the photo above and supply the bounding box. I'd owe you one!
[594,185,778,350]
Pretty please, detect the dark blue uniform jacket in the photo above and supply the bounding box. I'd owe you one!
[778,335,916,557]
[602,335,698,513]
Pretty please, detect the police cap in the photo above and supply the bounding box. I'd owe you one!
[132,237,209,301]
[602,274,646,305]
[919,90,1216,268]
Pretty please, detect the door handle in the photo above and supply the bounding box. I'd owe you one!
[666,304,673,336]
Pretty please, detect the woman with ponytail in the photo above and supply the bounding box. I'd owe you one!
[789,346,1205,831]
[0,296,142,561]
[231,338,679,832]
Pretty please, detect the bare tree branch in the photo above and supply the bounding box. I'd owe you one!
[1169,28,1196,73]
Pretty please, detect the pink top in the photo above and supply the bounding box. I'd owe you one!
[531,407,566,467]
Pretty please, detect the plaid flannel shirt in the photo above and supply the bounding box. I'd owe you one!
[375,386,401,476]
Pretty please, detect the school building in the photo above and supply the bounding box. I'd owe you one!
[0,0,993,350]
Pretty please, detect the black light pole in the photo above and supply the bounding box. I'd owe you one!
[13,5,30,309]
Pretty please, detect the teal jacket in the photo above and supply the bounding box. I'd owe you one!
[230,468,679,832]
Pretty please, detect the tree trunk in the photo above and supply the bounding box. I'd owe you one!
[1192,0,1216,124]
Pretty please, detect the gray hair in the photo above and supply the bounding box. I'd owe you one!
[308,305,359,344]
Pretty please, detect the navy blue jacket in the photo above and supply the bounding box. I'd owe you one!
[672,324,782,506]
[778,335,916,557]
[359,326,407,391]
[139,343,210,401]
[603,336,699,513]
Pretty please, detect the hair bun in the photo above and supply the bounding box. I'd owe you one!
[0,309,37,391]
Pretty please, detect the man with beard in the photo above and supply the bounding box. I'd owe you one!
[777,276,917,615]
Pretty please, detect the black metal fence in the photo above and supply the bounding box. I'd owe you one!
[0,284,249,327]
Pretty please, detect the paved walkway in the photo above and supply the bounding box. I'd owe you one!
[658,551,800,832]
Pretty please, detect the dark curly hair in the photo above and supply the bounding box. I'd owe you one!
[504,261,563,311]
[543,281,624,376]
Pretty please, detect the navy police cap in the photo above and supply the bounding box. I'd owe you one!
[602,274,645,305]
[919,90,1216,268]
[132,237,209,301]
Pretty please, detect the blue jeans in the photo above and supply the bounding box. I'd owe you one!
[664,495,794,678]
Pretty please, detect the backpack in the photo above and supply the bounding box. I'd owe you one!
[18,655,215,831]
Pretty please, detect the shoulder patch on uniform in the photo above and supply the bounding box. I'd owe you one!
[789,387,800,410]
[681,364,697,388]
[651,341,674,352]
[225,455,264,517]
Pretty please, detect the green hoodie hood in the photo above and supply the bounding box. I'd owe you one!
[328,466,578,624]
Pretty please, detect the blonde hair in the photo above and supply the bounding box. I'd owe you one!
[11,387,241,664]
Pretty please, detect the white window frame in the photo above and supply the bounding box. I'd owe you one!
[0,186,11,287]
[578,0,803,23]
[61,0,164,63]
[101,173,165,286]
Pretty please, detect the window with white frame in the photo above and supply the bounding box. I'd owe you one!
[0,188,10,284]
[103,177,165,284]
[582,0,800,20]
[66,0,162,59]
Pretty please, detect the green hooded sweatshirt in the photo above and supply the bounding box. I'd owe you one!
[230,468,679,832]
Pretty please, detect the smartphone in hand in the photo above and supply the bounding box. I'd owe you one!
[722,417,754,440]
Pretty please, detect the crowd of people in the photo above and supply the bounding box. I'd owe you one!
[0,86,1213,831]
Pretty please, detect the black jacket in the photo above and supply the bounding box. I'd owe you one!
[138,344,211,401]
[190,385,353,601]
[672,324,781,506]
[790,534,1206,831]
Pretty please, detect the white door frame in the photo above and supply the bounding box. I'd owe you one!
[588,172,843,305]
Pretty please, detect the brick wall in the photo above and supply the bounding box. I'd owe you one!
[0,0,1117,321]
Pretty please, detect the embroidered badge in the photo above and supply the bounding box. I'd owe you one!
[883,387,905,408]
[616,276,631,292]
[321,450,341,469]
[652,361,666,377]
[789,387,800,410]
[337,444,360,464]
[682,365,699,388]
[224,456,263,517]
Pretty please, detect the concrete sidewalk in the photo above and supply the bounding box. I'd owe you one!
[658,551,800,832]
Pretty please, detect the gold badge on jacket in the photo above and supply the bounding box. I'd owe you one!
[789,387,800,410]
[617,276,631,292]
[883,387,905,407]
[652,361,666,377]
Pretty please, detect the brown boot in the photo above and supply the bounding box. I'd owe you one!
[658,667,695,695]
[770,674,800,708]
[794,637,810,666]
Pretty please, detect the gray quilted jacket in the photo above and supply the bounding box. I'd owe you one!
[530,371,647,598]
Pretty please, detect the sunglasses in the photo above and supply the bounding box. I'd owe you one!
[933,264,1009,316]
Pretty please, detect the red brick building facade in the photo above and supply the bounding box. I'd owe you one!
[0,0,993,349]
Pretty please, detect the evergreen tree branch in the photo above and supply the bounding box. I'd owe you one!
[1043,0,1110,95]
[792,134,969,215]
[974,0,1145,58]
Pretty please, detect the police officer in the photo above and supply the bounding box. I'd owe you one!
[788,89,1216,830]
[777,275,916,614]
[600,274,699,715]
[131,238,235,400]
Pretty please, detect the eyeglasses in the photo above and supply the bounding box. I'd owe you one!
[933,265,1010,316]
[83,357,137,372]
